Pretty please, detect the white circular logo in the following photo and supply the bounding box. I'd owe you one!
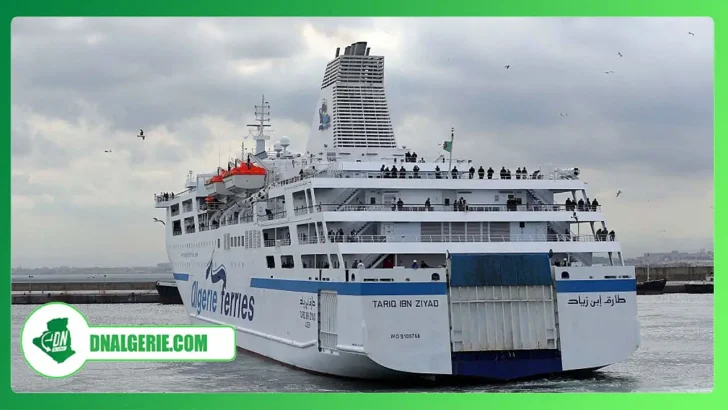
[20,303,90,378]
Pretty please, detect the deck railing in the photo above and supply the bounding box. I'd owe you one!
[295,233,616,244]
[315,203,601,213]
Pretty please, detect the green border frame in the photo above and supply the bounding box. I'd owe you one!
[2,0,719,409]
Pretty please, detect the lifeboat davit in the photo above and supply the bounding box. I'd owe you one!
[205,169,231,195]
[223,162,267,192]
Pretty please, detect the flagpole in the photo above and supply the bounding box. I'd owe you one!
[448,127,454,173]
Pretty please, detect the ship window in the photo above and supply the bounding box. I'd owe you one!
[266,256,275,269]
[329,254,340,269]
[281,255,294,269]
[218,238,220,248]
[561,271,570,279]
[519,222,526,228]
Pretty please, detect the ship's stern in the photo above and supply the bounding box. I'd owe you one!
[358,254,639,381]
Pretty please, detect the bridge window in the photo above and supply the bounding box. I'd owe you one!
[561,271,570,279]
[266,256,275,269]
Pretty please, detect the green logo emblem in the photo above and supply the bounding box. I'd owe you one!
[32,318,76,364]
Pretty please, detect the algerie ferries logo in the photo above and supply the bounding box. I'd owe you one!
[190,250,255,321]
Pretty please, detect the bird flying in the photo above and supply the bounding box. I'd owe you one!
[605,71,615,74]
[138,129,145,141]
[504,65,510,69]
[616,190,622,197]
[560,113,568,117]
[104,150,112,153]
[689,32,695,36]
[618,52,623,57]
[153,218,165,225]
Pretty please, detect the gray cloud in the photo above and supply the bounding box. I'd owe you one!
[11,17,713,267]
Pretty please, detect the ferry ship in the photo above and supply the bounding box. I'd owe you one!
[154,41,640,381]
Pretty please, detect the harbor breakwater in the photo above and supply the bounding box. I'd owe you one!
[11,266,713,304]
[635,266,713,282]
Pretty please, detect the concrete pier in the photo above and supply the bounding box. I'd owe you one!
[635,266,712,282]
[12,290,161,305]
[11,266,713,304]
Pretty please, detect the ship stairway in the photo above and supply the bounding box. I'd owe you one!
[546,225,589,266]
[361,253,389,269]
[332,188,360,211]
[526,189,557,210]
[528,189,589,266]
[342,220,373,237]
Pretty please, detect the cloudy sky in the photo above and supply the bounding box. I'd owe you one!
[11,17,713,268]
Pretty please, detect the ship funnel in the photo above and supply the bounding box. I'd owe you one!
[351,41,367,56]
[335,47,340,57]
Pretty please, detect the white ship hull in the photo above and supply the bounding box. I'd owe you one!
[167,227,639,381]
[157,40,640,382]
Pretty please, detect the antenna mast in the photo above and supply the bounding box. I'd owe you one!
[448,127,455,173]
[247,94,272,155]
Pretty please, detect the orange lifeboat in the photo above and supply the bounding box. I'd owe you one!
[223,161,267,192]
[205,168,231,195]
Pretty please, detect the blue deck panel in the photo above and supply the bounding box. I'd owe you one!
[449,253,553,287]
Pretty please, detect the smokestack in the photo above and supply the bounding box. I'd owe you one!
[353,41,367,55]
[335,47,340,57]
[365,47,370,55]
[345,46,351,55]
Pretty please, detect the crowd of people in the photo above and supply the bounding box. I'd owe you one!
[155,192,175,202]
[565,197,601,211]
[377,157,547,181]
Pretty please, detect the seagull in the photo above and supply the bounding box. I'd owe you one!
[605,70,615,74]
[689,32,695,36]
[153,218,166,225]
[560,113,568,117]
[504,65,510,69]
[617,52,623,57]
[104,150,112,153]
[137,129,145,141]
[616,190,622,197]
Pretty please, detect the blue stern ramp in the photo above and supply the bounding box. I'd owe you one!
[445,253,639,381]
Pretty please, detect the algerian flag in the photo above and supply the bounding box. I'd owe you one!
[441,140,453,153]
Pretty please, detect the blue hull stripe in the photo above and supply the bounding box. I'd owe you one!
[173,272,190,281]
[555,279,635,293]
[250,278,447,296]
